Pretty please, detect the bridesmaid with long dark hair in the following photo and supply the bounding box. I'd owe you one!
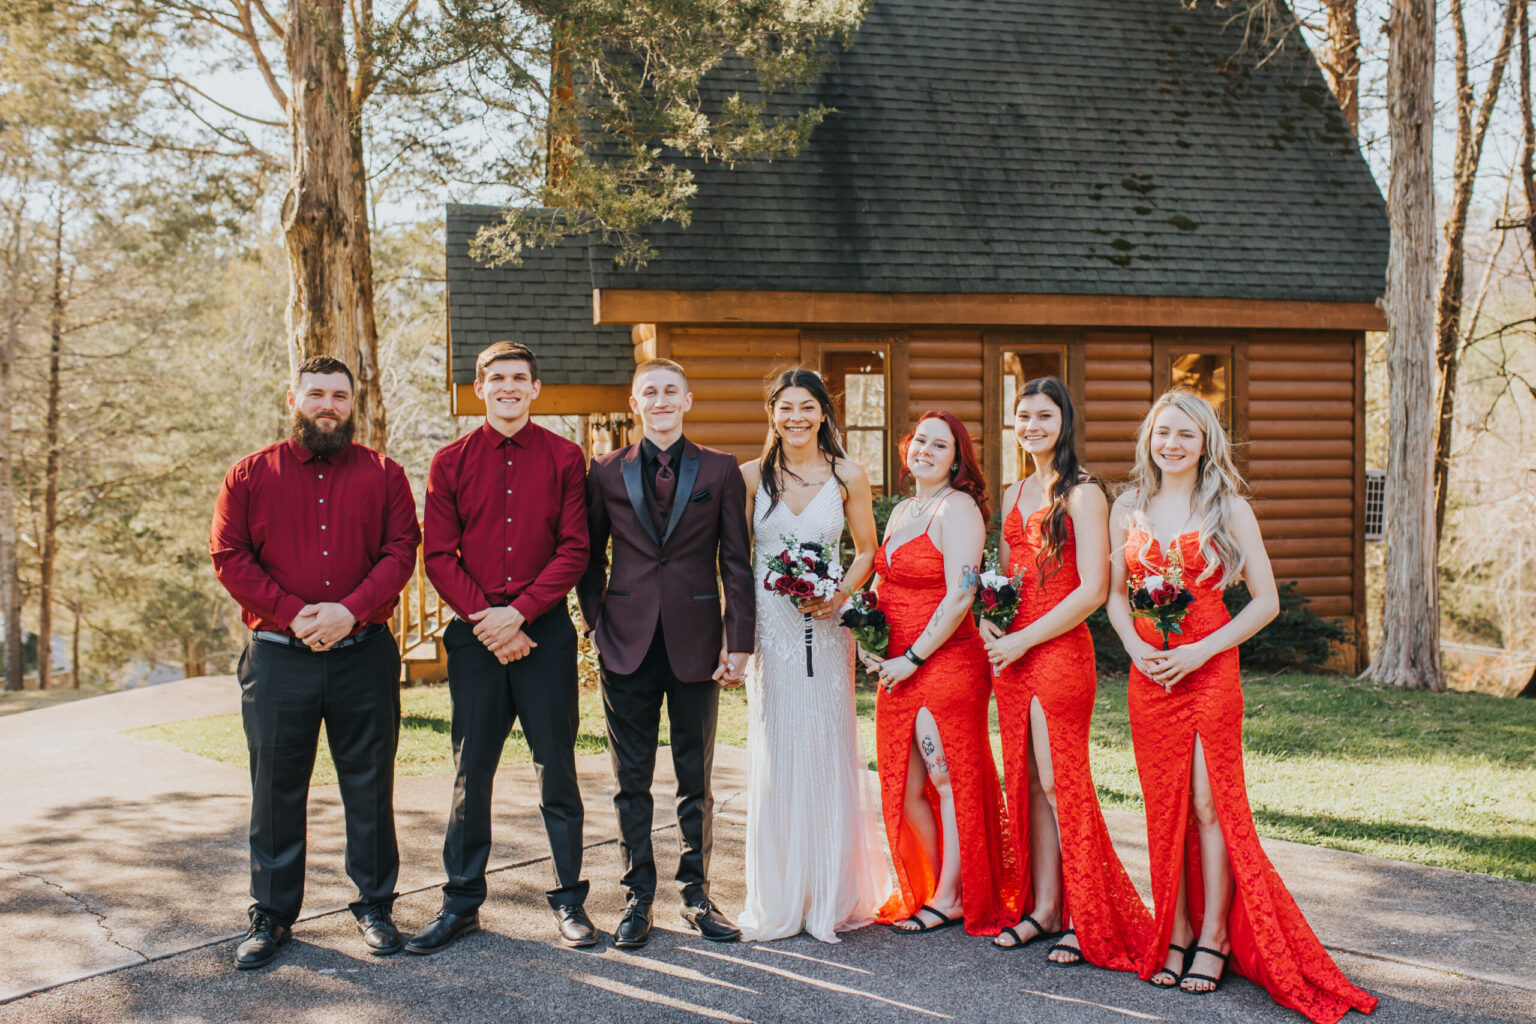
[1107,389,1376,1021]
[982,377,1153,970]
[860,411,1021,936]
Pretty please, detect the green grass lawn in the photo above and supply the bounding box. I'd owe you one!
[130,672,1536,883]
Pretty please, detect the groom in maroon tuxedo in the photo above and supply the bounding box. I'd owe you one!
[577,357,755,948]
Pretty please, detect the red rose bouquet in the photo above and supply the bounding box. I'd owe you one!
[970,556,1023,630]
[1129,544,1195,650]
[764,536,845,675]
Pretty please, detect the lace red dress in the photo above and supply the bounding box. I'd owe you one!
[994,502,1153,970]
[871,509,1021,936]
[1126,528,1377,1023]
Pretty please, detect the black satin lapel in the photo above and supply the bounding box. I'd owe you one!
[621,455,661,547]
[661,453,701,547]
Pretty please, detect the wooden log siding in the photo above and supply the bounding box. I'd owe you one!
[1244,334,1362,623]
[906,334,984,437]
[663,327,801,461]
[1081,332,1155,483]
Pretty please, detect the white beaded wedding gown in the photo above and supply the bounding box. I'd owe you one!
[738,476,889,943]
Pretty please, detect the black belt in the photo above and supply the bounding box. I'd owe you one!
[252,622,385,651]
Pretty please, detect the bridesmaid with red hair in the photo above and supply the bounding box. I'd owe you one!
[857,411,1021,936]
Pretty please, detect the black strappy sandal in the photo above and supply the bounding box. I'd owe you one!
[1148,942,1191,987]
[1046,929,1084,966]
[891,904,963,934]
[1180,945,1232,994]
[991,913,1059,950]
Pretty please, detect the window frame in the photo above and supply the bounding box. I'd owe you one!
[982,333,1085,512]
[1152,334,1249,474]
[799,332,907,492]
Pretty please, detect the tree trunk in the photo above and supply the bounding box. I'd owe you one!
[281,0,386,452]
[38,206,64,692]
[1,203,23,693]
[1367,0,1443,691]
[1432,0,1521,540]
[1520,2,1536,258]
[1323,0,1362,133]
[69,599,80,689]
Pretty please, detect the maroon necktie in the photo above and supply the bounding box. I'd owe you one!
[652,450,676,536]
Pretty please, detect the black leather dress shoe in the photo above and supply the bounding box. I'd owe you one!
[680,897,741,942]
[404,911,480,955]
[357,907,403,956]
[553,904,598,947]
[235,910,291,970]
[613,898,653,949]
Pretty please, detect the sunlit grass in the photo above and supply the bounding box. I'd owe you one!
[130,671,1536,881]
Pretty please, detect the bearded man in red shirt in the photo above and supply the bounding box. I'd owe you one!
[210,356,420,969]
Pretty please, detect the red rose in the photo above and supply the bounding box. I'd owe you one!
[1152,583,1177,605]
[981,589,999,609]
[778,549,792,563]
[777,577,797,594]
[864,591,879,609]
[803,555,817,569]
[791,577,815,598]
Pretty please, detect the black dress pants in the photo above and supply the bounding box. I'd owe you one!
[238,628,401,926]
[440,608,587,914]
[600,624,720,904]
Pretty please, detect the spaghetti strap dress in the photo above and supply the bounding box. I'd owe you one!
[1125,527,1377,1023]
[994,499,1153,970]
[872,500,1021,935]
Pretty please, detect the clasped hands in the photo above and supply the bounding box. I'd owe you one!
[978,618,1031,672]
[859,649,915,693]
[291,603,357,651]
[1132,639,1209,690]
[469,606,535,665]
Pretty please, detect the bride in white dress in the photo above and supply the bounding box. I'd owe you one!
[737,369,889,943]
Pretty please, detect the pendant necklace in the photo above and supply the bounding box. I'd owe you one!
[908,485,952,518]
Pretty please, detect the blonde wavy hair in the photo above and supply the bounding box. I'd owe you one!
[1128,388,1247,587]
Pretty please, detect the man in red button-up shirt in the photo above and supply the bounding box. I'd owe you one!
[210,356,419,970]
[409,341,592,954]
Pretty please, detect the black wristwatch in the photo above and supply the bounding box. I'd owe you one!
[903,648,926,667]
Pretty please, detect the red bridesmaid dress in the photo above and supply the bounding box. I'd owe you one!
[994,498,1154,970]
[872,503,1021,936]
[1125,527,1377,1023]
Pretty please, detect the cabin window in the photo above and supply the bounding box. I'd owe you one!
[822,350,888,490]
[999,348,1067,487]
[1167,348,1232,426]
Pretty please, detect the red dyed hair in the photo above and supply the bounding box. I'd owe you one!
[897,410,991,521]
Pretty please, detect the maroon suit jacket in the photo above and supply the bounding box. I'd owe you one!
[577,438,755,681]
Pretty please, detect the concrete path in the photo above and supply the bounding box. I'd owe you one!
[0,678,1531,1022]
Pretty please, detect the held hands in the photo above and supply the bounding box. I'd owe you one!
[713,648,749,688]
[291,603,357,651]
[977,619,1006,643]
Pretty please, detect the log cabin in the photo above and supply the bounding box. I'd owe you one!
[444,0,1389,668]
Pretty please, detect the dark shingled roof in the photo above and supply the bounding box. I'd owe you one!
[449,0,1388,385]
[446,206,633,387]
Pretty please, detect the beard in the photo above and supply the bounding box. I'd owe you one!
[291,408,355,457]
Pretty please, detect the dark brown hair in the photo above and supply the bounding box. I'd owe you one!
[758,368,846,516]
[476,340,539,383]
[292,355,354,393]
[1018,376,1094,587]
